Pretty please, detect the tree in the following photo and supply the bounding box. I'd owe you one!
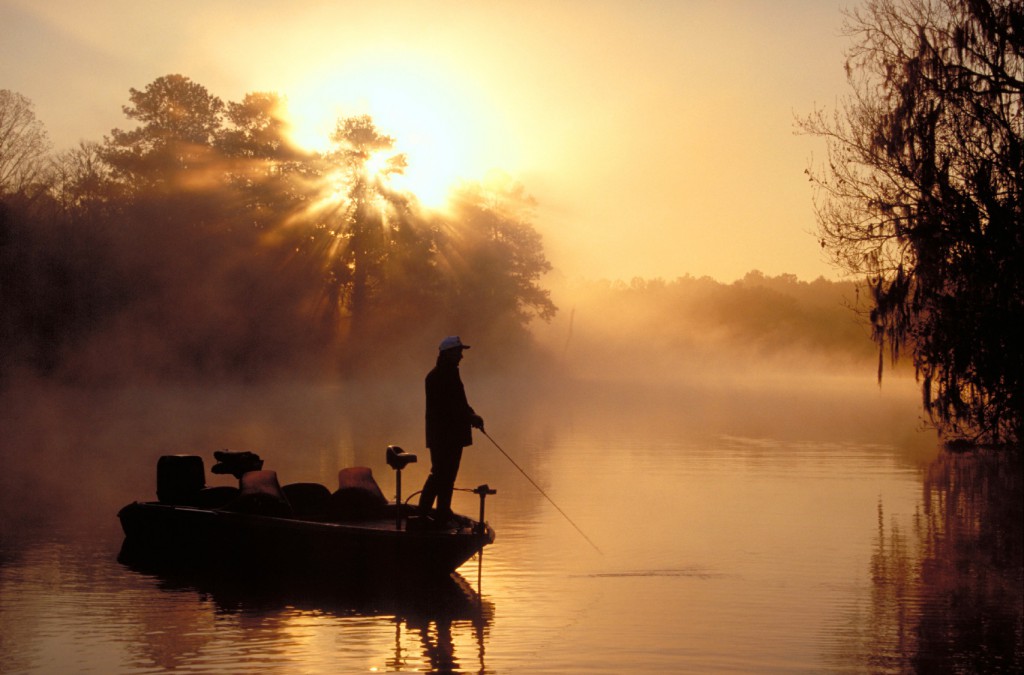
[100,74,236,276]
[102,74,224,192]
[320,115,410,329]
[443,177,557,338]
[295,116,558,366]
[0,90,51,201]
[803,0,1023,444]
[2,74,558,379]
[216,92,317,226]
[49,141,115,224]
[218,92,296,160]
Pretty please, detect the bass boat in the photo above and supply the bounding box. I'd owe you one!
[117,446,496,581]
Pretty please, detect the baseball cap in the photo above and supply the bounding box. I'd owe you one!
[439,336,470,351]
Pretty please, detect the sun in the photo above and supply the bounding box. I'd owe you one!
[284,66,485,210]
[363,149,396,178]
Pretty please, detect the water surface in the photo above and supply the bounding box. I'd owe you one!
[1,375,1020,672]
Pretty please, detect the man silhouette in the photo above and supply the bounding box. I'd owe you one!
[418,336,484,525]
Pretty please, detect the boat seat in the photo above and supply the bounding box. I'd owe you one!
[281,482,332,518]
[220,470,293,517]
[329,467,387,521]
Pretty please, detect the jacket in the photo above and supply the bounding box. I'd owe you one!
[425,359,476,449]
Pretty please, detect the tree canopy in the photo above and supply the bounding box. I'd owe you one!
[803,0,1023,444]
[0,89,51,202]
[0,75,557,381]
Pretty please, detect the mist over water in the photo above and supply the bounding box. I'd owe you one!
[0,293,887,531]
[0,318,917,533]
[2,354,1021,672]
[0,263,908,551]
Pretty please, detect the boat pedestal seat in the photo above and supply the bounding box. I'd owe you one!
[281,482,332,518]
[329,467,388,521]
[220,470,293,518]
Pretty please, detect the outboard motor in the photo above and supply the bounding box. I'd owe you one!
[156,455,205,504]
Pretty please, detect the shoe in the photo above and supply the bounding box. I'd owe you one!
[406,514,433,531]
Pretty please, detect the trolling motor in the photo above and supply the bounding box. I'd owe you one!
[386,445,417,530]
[472,484,497,535]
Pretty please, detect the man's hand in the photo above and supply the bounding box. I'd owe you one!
[472,414,485,431]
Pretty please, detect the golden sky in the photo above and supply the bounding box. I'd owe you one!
[1,0,850,282]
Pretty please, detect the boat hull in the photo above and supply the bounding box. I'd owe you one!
[118,501,494,581]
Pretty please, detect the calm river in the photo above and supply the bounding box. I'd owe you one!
[1,374,1021,673]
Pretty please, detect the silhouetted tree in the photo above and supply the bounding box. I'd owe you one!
[218,92,295,160]
[216,92,318,228]
[320,115,411,331]
[49,141,115,225]
[2,75,560,381]
[0,89,51,202]
[442,178,556,341]
[803,0,1023,444]
[103,74,224,194]
[93,77,322,378]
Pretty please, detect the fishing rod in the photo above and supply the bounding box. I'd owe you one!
[480,429,603,555]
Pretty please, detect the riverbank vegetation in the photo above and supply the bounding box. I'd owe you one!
[802,0,1022,445]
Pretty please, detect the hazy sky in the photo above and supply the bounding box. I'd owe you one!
[1,0,851,282]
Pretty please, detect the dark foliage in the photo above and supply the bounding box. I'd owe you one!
[0,75,558,382]
[802,0,1023,444]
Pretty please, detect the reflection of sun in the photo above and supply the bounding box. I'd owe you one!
[285,68,480,210]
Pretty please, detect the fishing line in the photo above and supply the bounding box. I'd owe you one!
[481,429,603,555]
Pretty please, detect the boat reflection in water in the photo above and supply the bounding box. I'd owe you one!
[118,547,493,673]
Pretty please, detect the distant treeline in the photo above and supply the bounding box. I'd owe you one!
[542,272,879,381]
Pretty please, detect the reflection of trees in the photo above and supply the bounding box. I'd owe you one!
[834,450,1023,672]
[914,451,1023,672]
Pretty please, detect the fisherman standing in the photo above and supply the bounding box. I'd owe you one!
[418,336,484,525]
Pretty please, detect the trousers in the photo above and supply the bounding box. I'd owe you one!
[418,444,464,520]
